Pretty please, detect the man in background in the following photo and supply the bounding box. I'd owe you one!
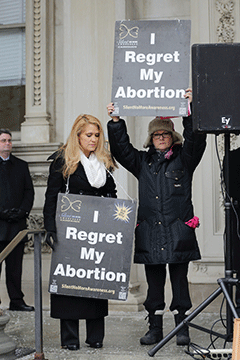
[0,128,34,311]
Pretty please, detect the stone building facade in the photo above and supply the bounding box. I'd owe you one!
[0,0,240,311]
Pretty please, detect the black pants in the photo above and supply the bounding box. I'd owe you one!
[231,205,240,314]
[143,263,192,314]
[60,317,105,346]
[0,241,24,305]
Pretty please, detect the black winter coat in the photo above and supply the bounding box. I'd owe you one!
[107,116,206,265]
[0,154,34,242]
[43,152,117,320]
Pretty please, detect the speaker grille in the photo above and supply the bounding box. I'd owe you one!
[192,43,240,134]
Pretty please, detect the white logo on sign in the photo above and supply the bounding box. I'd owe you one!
[222,116,231,125]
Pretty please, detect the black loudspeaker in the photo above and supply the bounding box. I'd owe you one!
[192,43,240,134]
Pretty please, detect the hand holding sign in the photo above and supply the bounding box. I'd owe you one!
[46,231,58,250]
[107,103,119,122]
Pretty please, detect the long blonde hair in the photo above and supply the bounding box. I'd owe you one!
[60,114,116,178]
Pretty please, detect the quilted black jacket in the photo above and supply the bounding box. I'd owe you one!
[107,115,206,264]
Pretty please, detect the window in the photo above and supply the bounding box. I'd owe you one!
[0,0,26,131]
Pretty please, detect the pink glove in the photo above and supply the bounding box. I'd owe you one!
[185,216,199,229]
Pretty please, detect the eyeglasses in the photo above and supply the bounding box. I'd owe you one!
[152,132,171,140]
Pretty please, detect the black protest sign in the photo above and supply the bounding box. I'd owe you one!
[48,193,137,301]
[111,20,191,117]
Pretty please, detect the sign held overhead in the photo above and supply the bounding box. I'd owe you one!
[111,20,191,117]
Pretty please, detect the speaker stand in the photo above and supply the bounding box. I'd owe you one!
[148,133,239,357]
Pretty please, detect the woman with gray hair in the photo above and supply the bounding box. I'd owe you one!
[107,89,206,346]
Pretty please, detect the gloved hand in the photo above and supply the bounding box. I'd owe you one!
[7,208,28,223]
[45,232,57,250]
[0,209,11,221]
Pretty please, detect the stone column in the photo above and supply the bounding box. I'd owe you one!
[21,0,54,143]
[108,0,146,312]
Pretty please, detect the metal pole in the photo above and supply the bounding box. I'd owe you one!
[0,230,29,264]
[224,133,234,337]
[218,278,239,320]
[33,231,46,360]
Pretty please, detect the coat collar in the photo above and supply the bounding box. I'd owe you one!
[147,144,181,162]
[0,153,14,164]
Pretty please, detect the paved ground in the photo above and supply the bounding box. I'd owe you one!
[1,309,233,360]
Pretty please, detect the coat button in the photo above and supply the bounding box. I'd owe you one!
[161,248,164,250]
[159,221,161,224]
[156,196,158,199]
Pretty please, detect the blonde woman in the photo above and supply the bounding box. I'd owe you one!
[43,114,117,351]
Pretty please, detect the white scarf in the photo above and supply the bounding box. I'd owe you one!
[80,151,106,188]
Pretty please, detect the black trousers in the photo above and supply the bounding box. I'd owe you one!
[60,317,105,346]
[231,205,240,314]
[143,262,192,314]
[0,241,24,305]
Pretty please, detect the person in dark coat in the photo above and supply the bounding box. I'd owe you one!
[107,89,207,346]
[43,114,117,351]
[223,147,240,317]
[0,128,34,311]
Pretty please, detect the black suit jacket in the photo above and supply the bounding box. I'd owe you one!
[0,154,34,242]
[224,148,240,202]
